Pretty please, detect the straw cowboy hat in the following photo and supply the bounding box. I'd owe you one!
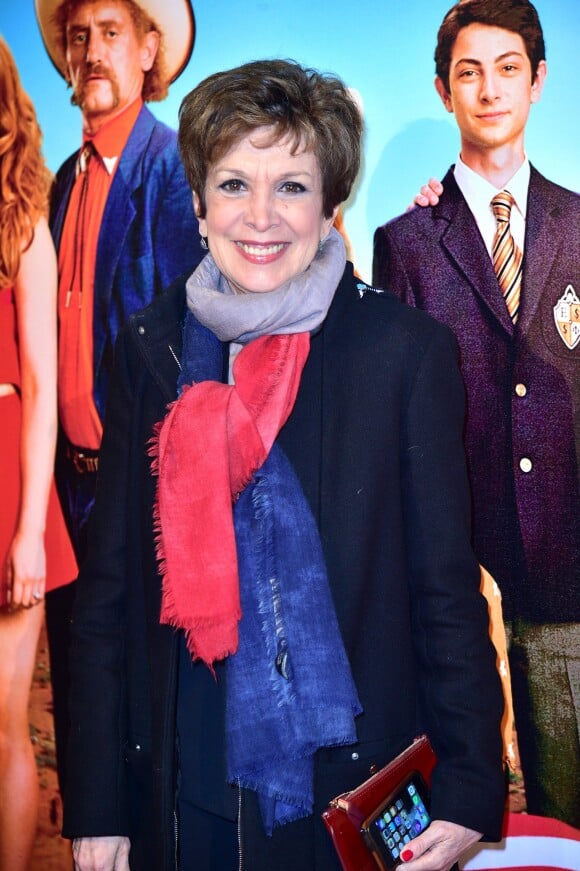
[34,0,195,83]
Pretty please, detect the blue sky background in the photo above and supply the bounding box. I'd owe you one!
[1,0,578,281]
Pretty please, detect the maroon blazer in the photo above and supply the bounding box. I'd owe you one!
[373,166,580,623]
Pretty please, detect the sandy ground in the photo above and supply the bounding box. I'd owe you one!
[29,622,73,871]
[28,619,527,870]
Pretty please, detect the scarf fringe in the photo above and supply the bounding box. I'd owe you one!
[148,397,240,664]
[148,416,168,612]
[235,775,312,812]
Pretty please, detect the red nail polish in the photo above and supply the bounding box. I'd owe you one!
[401,849,414,862]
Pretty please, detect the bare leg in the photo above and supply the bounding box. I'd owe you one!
[0,603,44,871]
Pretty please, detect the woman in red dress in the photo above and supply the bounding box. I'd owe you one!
[0,37,76,871]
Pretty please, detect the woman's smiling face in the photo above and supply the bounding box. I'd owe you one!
[194,127,337,295]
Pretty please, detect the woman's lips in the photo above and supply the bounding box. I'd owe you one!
[234,241,289,263]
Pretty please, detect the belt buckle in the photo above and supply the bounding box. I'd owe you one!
[70,447,98,474]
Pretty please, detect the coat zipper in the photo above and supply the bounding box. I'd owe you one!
[237,779,243,871]
[174,807,179,870]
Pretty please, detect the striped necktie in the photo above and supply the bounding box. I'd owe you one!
[491,190,522,323]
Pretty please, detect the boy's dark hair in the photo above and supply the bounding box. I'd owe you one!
[435,0,545,91]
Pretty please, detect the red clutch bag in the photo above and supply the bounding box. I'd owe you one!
[322,734,436,871]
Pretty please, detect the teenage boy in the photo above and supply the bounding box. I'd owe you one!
[373,0,579,825]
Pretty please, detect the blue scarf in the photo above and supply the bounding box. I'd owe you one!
[178,298,361,835]
[229,447,362,833]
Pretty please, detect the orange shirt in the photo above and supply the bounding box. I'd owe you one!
[58,98,143,449]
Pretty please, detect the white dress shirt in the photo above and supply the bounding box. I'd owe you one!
[453,156,530,259]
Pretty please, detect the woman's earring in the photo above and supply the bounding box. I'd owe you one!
[200,235,208,250]
[317,236,326,255]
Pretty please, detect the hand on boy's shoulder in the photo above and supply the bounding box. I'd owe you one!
[408,177,444,210]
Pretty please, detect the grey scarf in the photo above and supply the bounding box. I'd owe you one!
[185,227,346,344]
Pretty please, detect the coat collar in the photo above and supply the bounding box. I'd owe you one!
[130,273,230,404]
[434,164,562,336]
[130,275,188,404]
[434,168,514,336]
[52,105,163,398]
[93,106,157,375]
[133,263,357,409]
[133,262,355,527]
[51,105,156,250]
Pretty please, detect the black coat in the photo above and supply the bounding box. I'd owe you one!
[64,265,505,870]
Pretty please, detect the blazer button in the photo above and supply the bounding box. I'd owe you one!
[137,325,145,335]
[514,383,527,398]
[519,457,533,473]
[351,752,359,761]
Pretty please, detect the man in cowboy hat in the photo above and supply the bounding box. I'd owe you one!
[34,0,204,793]
[373,0,579,825]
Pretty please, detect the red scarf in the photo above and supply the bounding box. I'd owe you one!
[151,332,310,667]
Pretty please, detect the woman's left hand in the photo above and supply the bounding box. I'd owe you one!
[398,819,482,870]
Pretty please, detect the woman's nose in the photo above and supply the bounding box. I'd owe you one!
[245,191,278,230]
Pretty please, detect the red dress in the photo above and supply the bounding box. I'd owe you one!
[0,286,77,604]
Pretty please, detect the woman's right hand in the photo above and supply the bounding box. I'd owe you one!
[398,819,482,870]
[73,836,131,871]
[3,529,46,610]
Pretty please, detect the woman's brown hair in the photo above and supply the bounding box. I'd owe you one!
[178,59,363,220]
[0,37,52,287]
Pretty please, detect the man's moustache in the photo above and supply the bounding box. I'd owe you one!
[80,66,114,86]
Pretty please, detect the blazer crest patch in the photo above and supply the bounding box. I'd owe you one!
[553,284,580,350]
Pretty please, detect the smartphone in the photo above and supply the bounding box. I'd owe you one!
[361,771,431,869]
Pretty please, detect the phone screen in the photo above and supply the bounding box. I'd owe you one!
[362,772,431,868]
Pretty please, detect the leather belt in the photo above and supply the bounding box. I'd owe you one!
[66,444,99,474]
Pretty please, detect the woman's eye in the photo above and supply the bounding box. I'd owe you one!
[280,182,306,194]
[219,179,245,192]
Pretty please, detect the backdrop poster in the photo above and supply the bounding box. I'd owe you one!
[0,0,578,281]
